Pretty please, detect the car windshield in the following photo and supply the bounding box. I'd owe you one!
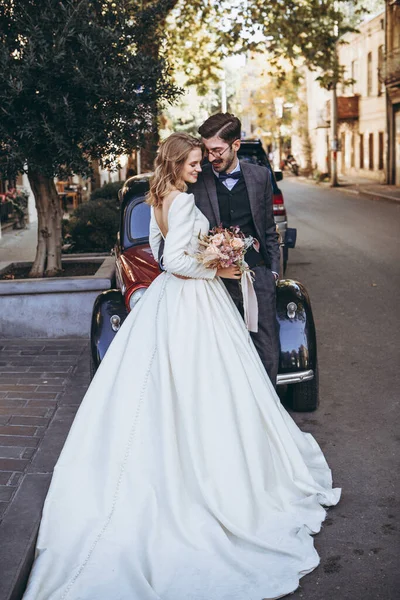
[238,151,268,167]
[124,198,151,247]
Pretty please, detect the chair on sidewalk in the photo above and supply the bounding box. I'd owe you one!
[56,181,81,212]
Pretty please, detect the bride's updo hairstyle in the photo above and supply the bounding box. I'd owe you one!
[147,133,202,208]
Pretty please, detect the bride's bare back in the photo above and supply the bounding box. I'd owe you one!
[153,190,182,238]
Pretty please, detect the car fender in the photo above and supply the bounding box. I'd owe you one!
[276,279,317,373]
[90,289,129,374]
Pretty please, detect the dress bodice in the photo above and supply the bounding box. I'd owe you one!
[149,192,216,280]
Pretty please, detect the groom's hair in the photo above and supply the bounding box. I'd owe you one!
[198,113,241,142]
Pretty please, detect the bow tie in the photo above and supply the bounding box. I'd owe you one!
[218,170,242,181]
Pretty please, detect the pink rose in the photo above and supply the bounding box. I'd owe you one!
[231,237,245,250]
[211,233,225,246]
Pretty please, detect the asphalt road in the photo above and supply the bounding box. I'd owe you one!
[280,177,400,600]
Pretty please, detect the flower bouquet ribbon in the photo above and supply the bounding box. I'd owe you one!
[195,226,259,333]
[240,267,258,333]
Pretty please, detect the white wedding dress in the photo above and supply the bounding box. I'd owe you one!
[23,193,340,600]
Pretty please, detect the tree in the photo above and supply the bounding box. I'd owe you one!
[167,0,372,185]
[239,56,300,148]
[166,1,365,84]
[166,1,223,96]
[0,0,178,276]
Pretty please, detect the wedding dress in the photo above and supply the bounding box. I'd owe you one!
[23,192,340,600]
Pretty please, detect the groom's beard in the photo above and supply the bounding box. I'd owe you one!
[211,150,236,173]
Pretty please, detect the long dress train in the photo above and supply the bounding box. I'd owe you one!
[23,192,340,600]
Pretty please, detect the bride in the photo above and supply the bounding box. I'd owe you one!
[23,133,340,600]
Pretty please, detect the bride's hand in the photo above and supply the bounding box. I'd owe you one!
[217,266,242,279]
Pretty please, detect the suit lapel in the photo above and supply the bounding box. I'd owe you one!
[201,166,220,225]
[240,161,265,241]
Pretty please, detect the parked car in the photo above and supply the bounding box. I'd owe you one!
[237,139,296,272]
[90,175,319,411]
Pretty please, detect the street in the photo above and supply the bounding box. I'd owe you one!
[280,178,400,599]
[1,178,399,600]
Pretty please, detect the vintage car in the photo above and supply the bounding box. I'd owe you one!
[90,174,318,411]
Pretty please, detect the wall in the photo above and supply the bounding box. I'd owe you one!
[337,11,386,181]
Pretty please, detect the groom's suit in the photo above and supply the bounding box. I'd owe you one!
[189,161,280,386]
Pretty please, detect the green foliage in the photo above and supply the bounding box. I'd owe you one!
[90,182,124,202]
[242,58,300,140]
[166,0,369,94]
[166,2,223,95]
[64,199,120,253]
[0,0,180,180]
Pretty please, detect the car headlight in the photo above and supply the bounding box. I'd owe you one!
[287,302,297,319]
[128,287,147,310]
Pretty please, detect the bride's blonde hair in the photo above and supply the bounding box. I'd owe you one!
[147,133,202,208]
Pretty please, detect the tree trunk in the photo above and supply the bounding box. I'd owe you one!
[330,83,339,187]
[91,159,101,191]
[28,169,63,278]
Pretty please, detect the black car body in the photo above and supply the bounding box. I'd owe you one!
[90,175,318,411]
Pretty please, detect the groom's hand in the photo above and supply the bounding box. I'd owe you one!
[217,266,242,279]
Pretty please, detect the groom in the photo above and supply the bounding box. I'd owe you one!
[189,113,280,387]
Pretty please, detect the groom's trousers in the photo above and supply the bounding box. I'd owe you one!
[222,266,279,388]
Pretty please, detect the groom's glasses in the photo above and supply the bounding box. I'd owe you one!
[204,140,238,159]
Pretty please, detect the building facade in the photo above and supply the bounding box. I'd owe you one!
[337,12,386,181]
[382,0,400,185]
[306,11,387,182]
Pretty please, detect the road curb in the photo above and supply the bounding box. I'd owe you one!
[294,176,400,204]
[341,187,400,204]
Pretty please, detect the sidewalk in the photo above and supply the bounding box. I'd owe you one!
[0,223,38,264]
[0,339,90,600]
[297,173,400,203]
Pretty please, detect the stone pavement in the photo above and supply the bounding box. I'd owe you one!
[0,339,90,600]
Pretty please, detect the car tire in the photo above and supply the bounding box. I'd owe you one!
[289,364,319,411]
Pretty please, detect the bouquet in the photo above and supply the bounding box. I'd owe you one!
[195,225,259,273]
[195,226,259,333]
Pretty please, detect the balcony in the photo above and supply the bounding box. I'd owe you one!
[379,49,400,87]
[325,95,359,122]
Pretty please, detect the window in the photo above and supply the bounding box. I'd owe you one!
[369,133,374,170]
[367,52,373,96]
[351,133,355,168]
[378,45,384,96]
[360,134,364,169]
[351,60,359,94]
[378,132,384,170]
[125,199,151,248]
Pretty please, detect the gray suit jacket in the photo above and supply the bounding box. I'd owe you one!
[188,161,281,274]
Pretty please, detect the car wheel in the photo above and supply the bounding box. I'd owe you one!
[289,364,319,411]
